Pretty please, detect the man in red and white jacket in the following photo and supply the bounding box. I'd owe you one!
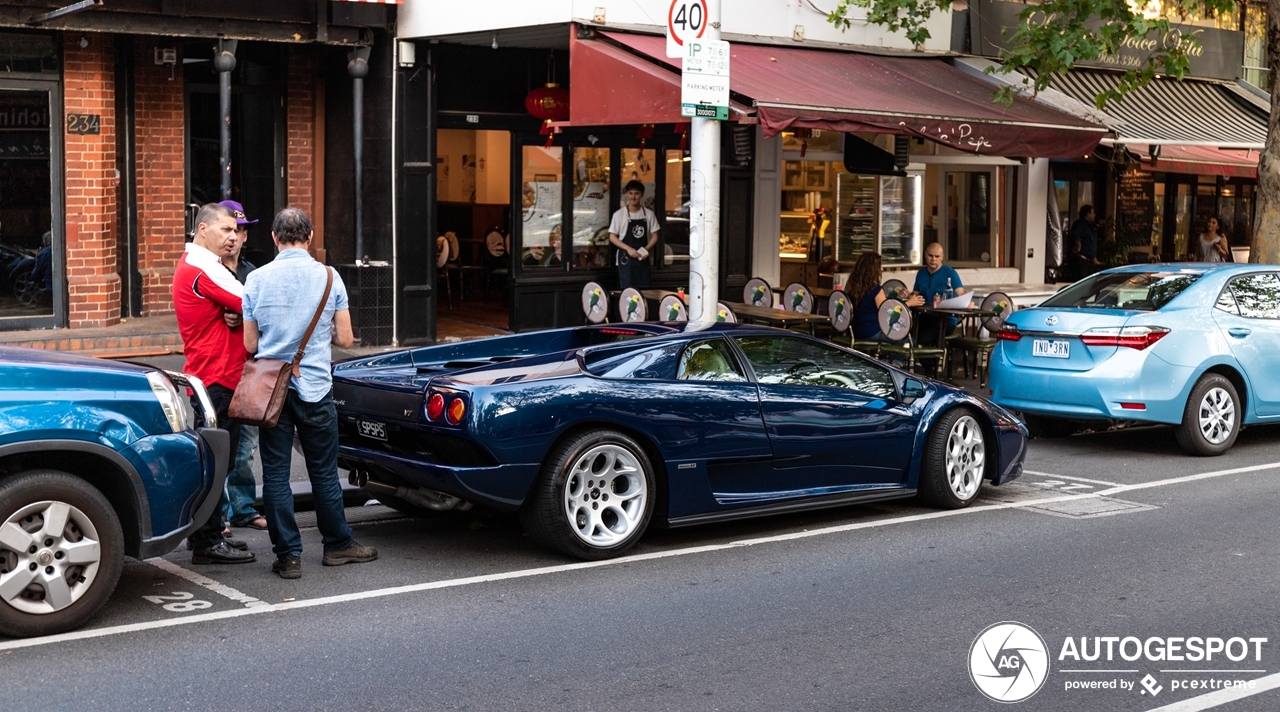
[173,202,256,565]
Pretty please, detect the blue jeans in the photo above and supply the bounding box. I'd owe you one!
[225,425,260,525]
[258,389,353,557]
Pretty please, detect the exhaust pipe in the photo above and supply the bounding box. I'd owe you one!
[349,469,473,512]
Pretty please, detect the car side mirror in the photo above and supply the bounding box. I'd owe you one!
[901,378,926,403]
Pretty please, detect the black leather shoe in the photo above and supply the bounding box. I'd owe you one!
[272,554,301,579]
[186,537,248,551]
[192,540,256,565]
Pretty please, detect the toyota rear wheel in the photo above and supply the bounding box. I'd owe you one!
[919,409,987,508]
[520,430,654,560]
[0,470,124,638]
[1175,374,1240,456]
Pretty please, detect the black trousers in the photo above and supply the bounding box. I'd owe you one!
[188,383,243,548]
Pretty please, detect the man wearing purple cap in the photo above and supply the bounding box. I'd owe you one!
[219,200,268,531]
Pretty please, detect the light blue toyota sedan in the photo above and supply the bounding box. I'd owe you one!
[989,263,1280,455]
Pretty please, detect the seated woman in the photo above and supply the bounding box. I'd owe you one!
[847,252,924,341]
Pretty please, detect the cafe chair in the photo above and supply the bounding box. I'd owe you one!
[582,281,608,324]
[783,283,814,314]
[826,288,865,348]
[743,277,773,308]
[618,287,647,323]
[715,302,736,323]
[946,292,1012,388]
[882,278,909,301]
[659,295,688,322]
[484,228,509,302]
[874,298,946,374]
[435,235,452,313]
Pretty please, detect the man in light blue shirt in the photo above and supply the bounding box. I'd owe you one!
[243,207,376,579]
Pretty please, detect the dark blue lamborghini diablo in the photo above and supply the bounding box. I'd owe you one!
[333,323,1027,559]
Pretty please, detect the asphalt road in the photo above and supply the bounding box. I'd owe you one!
[5,422,1280,711]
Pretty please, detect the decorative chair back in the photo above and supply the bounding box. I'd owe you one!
[444,231,461,265]
[485,229,507,258]
[715,302,736,323]
[619,288,647,322]
[877,298,913,342]
[981,292,1013,333]
[659,295,688,322]
[783,283,813,313]
[435,236,449,269]
[827,289,852,333]
[882,278,908,301]
[582,282,607,324]
[743,278,773,307]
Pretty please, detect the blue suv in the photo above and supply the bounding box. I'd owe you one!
[0,347,228,638]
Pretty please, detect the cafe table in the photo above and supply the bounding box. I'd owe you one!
[724,302,830,334]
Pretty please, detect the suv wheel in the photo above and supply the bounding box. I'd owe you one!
[0,470,124,638]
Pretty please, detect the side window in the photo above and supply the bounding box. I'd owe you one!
[1215,288,1240,315]
[1228,273,1280,319]
[677,339,747,382]
[584,343,683,380]
[733,336,896,399]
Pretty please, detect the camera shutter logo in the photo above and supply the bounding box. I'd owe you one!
[969,622,1050,703]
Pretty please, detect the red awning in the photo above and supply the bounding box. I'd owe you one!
[602,32,1108,158]
[1135,144,1258,179]
[569,34,749,126]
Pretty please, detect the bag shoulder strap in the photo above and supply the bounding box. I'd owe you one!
[290,267,334,377]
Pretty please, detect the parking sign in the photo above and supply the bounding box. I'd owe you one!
[666,0,709,58]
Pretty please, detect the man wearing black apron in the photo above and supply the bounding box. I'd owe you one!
[608,180,660,290]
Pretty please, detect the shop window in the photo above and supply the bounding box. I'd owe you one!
[1244,2,1269,90]
[521,145,563,267]
[831,172,921,267]
[0,33,58,74]
[0,89,55,320]
[664,149,691,267]
[945,170,994,263]
[571,147,611,269]
[1151,182,1165,251]
[1173,184,1192,259]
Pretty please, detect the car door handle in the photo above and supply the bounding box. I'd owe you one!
[1229,327,1251,338]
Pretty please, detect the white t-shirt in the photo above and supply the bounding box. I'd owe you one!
[608,207,661,243]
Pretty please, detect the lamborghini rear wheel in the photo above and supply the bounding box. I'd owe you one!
[520,430,655,560]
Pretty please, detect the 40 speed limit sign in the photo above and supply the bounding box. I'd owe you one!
[666,0,709,58]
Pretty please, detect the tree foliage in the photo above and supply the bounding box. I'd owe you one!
[828,0,1239,108]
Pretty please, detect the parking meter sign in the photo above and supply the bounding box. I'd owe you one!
[681,39,730,120]
[666,0,709,58]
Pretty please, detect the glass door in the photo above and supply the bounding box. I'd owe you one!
[0,83,61,327]
[942,169,998,265]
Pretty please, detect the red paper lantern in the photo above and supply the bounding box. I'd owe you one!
[525,83,570,121]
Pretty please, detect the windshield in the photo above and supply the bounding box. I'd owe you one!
[1039,271,1202,311]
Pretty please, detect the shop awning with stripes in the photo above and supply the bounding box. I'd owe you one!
[571,31,1108,158]
[1131,144,1259,179]
[1041,70,1268,150]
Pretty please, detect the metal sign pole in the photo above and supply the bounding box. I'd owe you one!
[687,0,720,324]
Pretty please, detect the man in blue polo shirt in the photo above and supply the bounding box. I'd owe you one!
[912,242,966,346]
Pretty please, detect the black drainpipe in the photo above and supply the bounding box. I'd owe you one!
[349,44,372,262]
[114,34,141,316]
[214,39,238,201]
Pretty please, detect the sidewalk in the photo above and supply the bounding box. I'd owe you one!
[0,312,508,359]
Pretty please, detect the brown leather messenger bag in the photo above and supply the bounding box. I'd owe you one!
[228,267,333,428]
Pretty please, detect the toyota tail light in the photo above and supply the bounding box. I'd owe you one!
[1079,326,1170,350]
[996,325,1022,342]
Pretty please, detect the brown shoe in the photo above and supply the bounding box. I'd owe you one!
[322,541,378,566]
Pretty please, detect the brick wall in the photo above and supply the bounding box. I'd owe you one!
[134,41,186,316]
[287,47,322,255]
[62,34,120,328]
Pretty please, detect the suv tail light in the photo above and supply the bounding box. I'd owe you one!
[996,325,1022,342]
[445,397,467,425]
[425,393,445,421]
[1080,326,1170,350]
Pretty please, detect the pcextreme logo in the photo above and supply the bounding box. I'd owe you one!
[969,622,1050,703]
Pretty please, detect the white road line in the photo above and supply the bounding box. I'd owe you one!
[145,557,268,608]
[2,460,1278,653]
[1060,669,1139,673]
[1159,670,1267,674]
[1025,471,1121,487]
[1146,670,1280,711]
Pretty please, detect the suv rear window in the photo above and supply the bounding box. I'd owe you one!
[1039,271,1202,311]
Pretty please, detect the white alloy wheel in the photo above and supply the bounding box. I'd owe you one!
[945,415,986,501]
[1197,387,1236,445]
[0,500,103,615]
[562,443,649,548]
